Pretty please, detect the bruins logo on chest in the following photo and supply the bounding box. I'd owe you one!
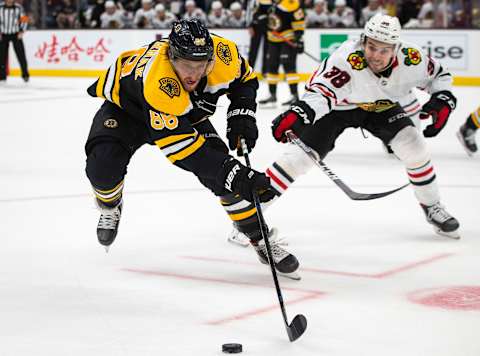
[159,77,180,98]
[347,51,367,70]
[217,42,232,65]
[402,48,422,66]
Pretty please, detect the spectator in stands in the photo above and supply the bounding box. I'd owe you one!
[207,0,229,27]
[169,0,183,17]
[100,0,126,28]
[151,3,176,28]
[359,0,384,26]
[134,0,155,28]
[182,0,207,24]
[329,0,356,28]
[306,0,330,28]
[383,0,397,17]
[226,2,245,28]
[56,0,77,28]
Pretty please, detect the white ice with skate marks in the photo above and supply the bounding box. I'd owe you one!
[0,77,479,356]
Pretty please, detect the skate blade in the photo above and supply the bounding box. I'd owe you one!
[434,227,461,240]
[227,235,250,248]
[104,245,110,253]
[456,131,475,157]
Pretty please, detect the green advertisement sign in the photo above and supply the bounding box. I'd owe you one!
[320,34,348,61]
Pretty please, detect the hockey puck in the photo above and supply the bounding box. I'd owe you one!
[222,343,242,353]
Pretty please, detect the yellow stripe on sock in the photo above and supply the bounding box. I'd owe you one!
[228,207,257,221]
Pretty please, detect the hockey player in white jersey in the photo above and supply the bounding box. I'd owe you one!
[231,13,460,245]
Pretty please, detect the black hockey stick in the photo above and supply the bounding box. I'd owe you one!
[286,131,410,201]
[240,138,307,342]
[271,31,322,64]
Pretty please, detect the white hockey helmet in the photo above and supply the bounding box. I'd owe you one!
[363,13,401,45]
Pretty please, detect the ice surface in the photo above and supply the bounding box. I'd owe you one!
[0,78,479,356]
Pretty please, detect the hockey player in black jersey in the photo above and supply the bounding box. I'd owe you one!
[259,0,305,107]
[84,19,300,278]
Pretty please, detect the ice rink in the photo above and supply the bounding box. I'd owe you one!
[1,77,479,356]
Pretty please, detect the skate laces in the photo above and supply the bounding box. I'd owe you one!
[427,203,451,223]
[98,207,121,230]
[256,229,290,262]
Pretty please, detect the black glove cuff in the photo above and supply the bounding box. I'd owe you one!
[290,100,316,125]
[432,90,457,111]
[228,97,257,117]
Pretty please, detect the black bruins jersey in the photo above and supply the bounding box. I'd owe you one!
[87,35,257,178]
[267,0,305,43]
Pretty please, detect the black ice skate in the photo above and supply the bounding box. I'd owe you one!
[456,124,477,156]
[96,200,123,250]
[252,228,301,280]
[259,95,277,108]
[421,203,460,239]
[281,95,299,107]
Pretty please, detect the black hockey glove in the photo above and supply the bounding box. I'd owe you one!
[217,158,276,203]
[226,97,258,154]
[272,100,315,143]
[420,90,456,138]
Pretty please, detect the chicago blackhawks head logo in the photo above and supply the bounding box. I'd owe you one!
[347,51,367,70]
[217,42,232,65]
[159,77,180,98]
[402,48,422,66]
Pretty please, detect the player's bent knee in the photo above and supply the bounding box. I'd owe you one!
[390,126,429,166]
[86,141,130,188]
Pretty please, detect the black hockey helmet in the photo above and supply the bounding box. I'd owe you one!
[168,19,214,62]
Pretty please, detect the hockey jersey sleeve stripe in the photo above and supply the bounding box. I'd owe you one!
[111,57,123,107]
[95,68,109,99]
[103,62,117,102]
[240,56,256,83]
[165,135,206,163]
[155,132,197,148]
[228,207,257,221]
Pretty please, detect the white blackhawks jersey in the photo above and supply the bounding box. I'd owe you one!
[302,39,453,122]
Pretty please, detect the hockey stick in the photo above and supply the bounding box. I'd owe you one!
[286,131,410,201]
[271,31,321,64]
[240,138,307,342]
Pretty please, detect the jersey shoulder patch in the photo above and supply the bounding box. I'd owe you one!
[401,47,422,66]
[208,35,242,88]
[346,50,367,71]
[143,42,191,116]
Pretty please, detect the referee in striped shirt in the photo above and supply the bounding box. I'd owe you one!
[0,0,29,83]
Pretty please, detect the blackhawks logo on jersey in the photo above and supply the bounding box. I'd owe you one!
[217,42,232,65]
[402,48,422,66]
[159,77,180,98]
[347,51,367,70]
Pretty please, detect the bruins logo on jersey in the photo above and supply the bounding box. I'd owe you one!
[159,77,181,98]
[217,42,232,65]
[402,48,422,66]
[103,118,118,128]
[347,51,367,71]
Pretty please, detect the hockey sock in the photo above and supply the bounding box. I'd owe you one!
[288,83,298,97]
[93,180,124,208]
[269,84,277,97]
[466,109,480,130]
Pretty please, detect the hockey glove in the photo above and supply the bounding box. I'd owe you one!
[420,90,456,138]
[218,158,276,203]
[272,101,315,143]
[226,97,258,154]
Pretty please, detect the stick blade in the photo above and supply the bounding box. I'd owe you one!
[286,314,307,342]
[350,182,410,200]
